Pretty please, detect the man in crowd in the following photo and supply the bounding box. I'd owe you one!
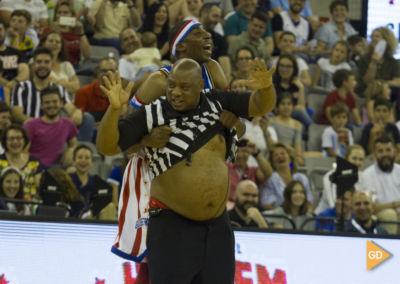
[228,179,269,228]
[118,27,141,82]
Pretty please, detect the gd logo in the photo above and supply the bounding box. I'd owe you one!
[366,240,393,270]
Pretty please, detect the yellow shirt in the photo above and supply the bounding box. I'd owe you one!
[10,36,34,51]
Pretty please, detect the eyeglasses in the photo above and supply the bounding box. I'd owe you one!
[237,57,252,61]
[279,64,294,69]
[7,136,23,141]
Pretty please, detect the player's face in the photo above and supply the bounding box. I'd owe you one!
[2,172,20,198]
[181,26,212,63]
[167,69,202,111]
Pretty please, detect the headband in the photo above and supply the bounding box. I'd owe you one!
[0,166,22,178]
[170,20,202,56]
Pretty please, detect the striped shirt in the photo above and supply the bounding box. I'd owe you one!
[10,80,71,118]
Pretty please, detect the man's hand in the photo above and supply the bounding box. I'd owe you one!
[100,71,134,110]
[247,207,269,228]
[219,110,238,129]
[141,126,172,148]
[237,59,275,90]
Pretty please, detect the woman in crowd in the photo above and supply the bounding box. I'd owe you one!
[39,31,80,94]
[0,166,26,215]
[355,26,400,96]
[232,46,255,80]
[314,0,358,56]
[0,125,43,201]
[315,144,367,214]
[259,142,313,211]
[274,54,313,133]
[264,180,314,230]
[43,1,91,67]
[139,2,170,60]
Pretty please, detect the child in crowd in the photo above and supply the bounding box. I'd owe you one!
[320,69,361,125]
[347,34,367,68]
[312,40,351,91]
[0,166,26,215]
[127,31,161,80]
[364,79,393,124]
[322,103,354,157]
[6,10,38,59]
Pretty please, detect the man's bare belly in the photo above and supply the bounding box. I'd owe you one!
[151,134,229,221]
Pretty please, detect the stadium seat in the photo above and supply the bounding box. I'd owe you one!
[307,93,326,122]
[306,124,327,152]
[352,126,363,145]
[89,45,120,63]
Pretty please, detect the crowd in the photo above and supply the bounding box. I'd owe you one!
[0,0,398,235]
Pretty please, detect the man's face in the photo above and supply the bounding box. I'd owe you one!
[180,26,212,63]
[0,24,6,45]
[375,142,396,172]
[0,111,11,131]
[167,68,202,111]
[247,18,266,41]
[235,183,259,213]
[289,0,305,14]
[239,0,256,15]
[335,190,352,215]
[234,145,250,168]
[352,192,373,225]
[9,16,28,35]
[120,29,140,54]
[33,54,52,80]
[331,4,347,24]
[41,93,62,119]
[98,59,117,84]
[202,6,221,31]
[374,105,390,125]
[279,34,296,54]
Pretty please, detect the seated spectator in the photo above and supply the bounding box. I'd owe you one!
[269,0,312,19]
[42,1,91,66]
[169,0,203,27]
[312,40,351,91]
[316,189,353,232]
[118,27,141,82]
[11,47,95,142]
[313,0,358,57]
[364,80,393,124]
[264,180,314,230]
[0,18,29,90]
[127,31,161,80]
[5,10,38,59]
[0,102,11,154]
[355,26,400,96]
[228,11,272,64]
[38,31,80,95]
[226,138,272,208]
[315,144,368,214]
[0,166,26,214]
[320,69,361,125]
[363,136,400,234]
[228,179,269,228]
[273,54,313,132]
[89,0,141,51]
[232,46,254,80]
[24,86,79,167]
[322,103,354,157]
[344,190,387,235]
[0,124,43,201]
[270,31,311,86]
[361,99,400,156]
[138,3,169,60]
[347,34,367,68]
[271,0,313,61]
[259,142,313,210]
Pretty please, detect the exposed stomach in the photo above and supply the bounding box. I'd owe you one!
[150,135,229,221]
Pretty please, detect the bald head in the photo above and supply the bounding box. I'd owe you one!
[234,180,259,212]
[235,180,258,197]
[171,58,202,78]
[352,190,374,225]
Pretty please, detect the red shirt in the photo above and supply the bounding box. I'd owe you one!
[320,89,356,124]
[74,81,110,113]
[227,162,258,201]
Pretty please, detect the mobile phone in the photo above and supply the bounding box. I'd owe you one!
[59,16,76,27]
[374,39,387,57]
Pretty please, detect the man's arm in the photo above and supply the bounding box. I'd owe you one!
[136,71,168,104]
[61,137,78,166]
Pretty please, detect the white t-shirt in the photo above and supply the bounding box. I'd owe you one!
[0,0,48,22]
[119,58,139,82]
[317,57,351,91]
[50,62,76,83]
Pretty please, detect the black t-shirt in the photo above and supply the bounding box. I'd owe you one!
[228,208,259,228]
[210,30,228,60]
[0,46,26,81]
[274,82,300,105]
[360,122,400,154]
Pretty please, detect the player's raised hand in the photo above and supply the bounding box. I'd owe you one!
[100,71,134,110]
[237,58,275,90]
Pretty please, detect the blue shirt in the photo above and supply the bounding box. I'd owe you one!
[269,0,312,18]
[316,207,353,232]
[314,21,358,49]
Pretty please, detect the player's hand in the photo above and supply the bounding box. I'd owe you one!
[219,110,238,129]
[237,59,275,90]
[100,71,134,110]
[142,126,172,148]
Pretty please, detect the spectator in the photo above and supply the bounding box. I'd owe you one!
[0,124,43,201]
[361,99,400,155]
[344,190,387,235]
[228,11,272,63]
[198,3,231,79]
[347,34,367,68]
[269,0,312,19]
[38,31,80,95]
[320,69,361,125]
[0,102,11,153]
[127,31,161,80]
[312,40,351,91]
[316,189,354,232]
[5,10,38,59]
[259,142,313,210]
[315,144,368,214]
[138,2,169,60]
[270,31,311,86]
[203,0,233,17]
[228,179,269,228]
[364,80,393,124]
[0,166,25,214]
[232,46,254,80]
[314,0,357,57]
[271,0,313,61]
[169,0,203,27]
[118,27,141,82]
[264,180,314,230]
[10,47,95,142]
[355,26,400,96]
[24,85,79,167]
[42,1,91,66]
[89,0,141,51]
[0,18,29,90]
[273,54,313,132]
